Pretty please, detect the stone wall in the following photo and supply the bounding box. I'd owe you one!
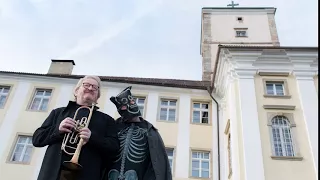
[202,13,212,81]
[267,14,280,46]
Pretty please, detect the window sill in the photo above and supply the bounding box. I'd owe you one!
[264,95,291,99]
[26,109,49,113]
[235,36,248,38]
[188,176,211,180]
[271,156,303,161]
[190,122,212,126]
[156,120,177,123]
[6,160,31,165]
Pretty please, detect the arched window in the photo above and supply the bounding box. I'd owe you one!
[271,116,295,157]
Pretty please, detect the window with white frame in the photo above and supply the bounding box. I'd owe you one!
[29,89,52,111]
[10,135,33,163]
[191,151,210,178]
[133,96,146,117]
[235,30,247,37]
[228,134,232,175]
[159,99,177,121]
[166,148,174,172]
[265,81,285,96]
[0,86,10,108]
[271,116,295,157]
[192,102,209,124]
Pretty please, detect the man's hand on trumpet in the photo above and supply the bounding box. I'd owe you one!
[58,117,91,145]
[79,127,91,145]
[59,117,76,133]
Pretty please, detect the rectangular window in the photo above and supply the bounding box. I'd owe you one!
[166,148,174,172]
[235,30,247,37]
[192,102,209,124]
[29,89,52,111]
[265,81,285,96]
[191,151,210,178]
[0,86,10,108]
[159,99,177,121]
[10,135,33,163]
[133,96,146,117]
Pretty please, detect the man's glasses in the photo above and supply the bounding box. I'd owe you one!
[82,83,99,91]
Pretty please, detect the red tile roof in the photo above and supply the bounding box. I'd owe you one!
[0,71,210,90]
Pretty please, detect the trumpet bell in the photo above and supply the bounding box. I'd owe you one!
[62,161,83,171]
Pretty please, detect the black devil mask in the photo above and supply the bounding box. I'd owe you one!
[110,86,141,119]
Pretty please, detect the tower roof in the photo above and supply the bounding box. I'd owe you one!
[202,7,276,11]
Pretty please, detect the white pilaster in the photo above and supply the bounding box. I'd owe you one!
[218,101,227,180]
[227,79,240,180]
[211,100,219,180]
[294,71,318,178]
[32,84,74,180]
[175,94,191,178]
[236,71,265,180]
[145,92,158,126]
[0,82,31,161]
[104,87,122,117]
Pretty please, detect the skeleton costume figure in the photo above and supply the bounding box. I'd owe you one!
[107,86,149,180]
[103,86,172,180]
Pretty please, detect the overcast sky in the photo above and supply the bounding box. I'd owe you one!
[0,0,317,80]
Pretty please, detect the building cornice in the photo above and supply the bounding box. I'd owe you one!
[213,47,318,98]
[0,73,210,95]
[202,7,276,15]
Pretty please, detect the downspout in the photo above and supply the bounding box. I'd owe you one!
[207,86,221,180]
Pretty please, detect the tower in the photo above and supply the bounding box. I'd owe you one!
[200,6,280,81]
[202,4,318,180]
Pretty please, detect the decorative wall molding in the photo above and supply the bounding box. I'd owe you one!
[258,71,290,76]
[293,70,318,80]
[202,8,276,15]
[213,47,318,99]
[205,41,274,45]
[263,105,296,110]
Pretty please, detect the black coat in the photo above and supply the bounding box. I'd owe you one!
[32,101,120,180]
[102,118,173,180]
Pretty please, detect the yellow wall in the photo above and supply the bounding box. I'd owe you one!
[254,75,317,180]
[0,81,62,179]
[0,78,215,180]
[0,81,18,127]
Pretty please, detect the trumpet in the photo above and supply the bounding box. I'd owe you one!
[61,103,95,171]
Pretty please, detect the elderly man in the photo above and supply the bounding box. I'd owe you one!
[32,76,119,180]
[102,86,172,180]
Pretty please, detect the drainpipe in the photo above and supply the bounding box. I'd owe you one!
[207,87,221,180]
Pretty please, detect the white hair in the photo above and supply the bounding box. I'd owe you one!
[73,75,101,102]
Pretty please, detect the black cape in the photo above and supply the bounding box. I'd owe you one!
[32,101,120,180]
[102,118,173,180]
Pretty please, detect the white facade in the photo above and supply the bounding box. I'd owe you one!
[295,71,318,179]
[213,46,318,180]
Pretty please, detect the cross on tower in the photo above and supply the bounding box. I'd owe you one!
[227,1,239,8]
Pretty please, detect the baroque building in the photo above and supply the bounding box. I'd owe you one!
[0,5,318,180]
